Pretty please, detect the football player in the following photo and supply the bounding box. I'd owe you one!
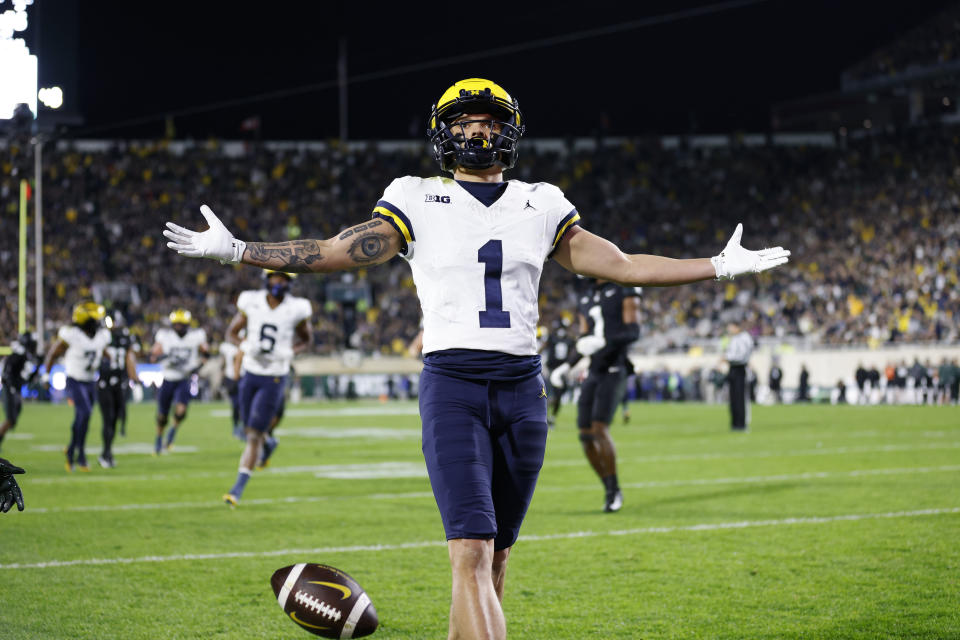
[96,311,141,468]
[0,332,40,452]
[256,363,294,470]
[543,317,575,424]
[222,270,312,507]
[43,302,112,472]
[150,309,208,455]
[218,337,244,440]
[164,77,790,639]
[557,279,642,513]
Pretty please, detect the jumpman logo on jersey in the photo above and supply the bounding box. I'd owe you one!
[524,200,536,211]
[538,385,547,398]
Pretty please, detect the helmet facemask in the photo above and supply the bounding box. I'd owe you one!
[431,115,523,172]
[428,80,525,173]
[265,271,293,301]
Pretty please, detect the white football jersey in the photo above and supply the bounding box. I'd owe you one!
[373,176,580,356]
[154,327,208,381]
[58,325,111,382]
[219,341,241,380]
[237,290,312,376]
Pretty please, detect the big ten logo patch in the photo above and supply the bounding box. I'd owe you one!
[425,194,451,203]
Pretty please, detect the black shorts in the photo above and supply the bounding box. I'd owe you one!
[2,384,23,424]
[577,369,627,429]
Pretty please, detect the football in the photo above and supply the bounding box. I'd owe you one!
[271,563,379,638]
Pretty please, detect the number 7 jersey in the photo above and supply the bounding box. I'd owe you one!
[373,176,580,356]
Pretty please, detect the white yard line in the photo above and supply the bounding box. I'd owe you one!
[545,440,960,467]
[208,406,421,418]
[20,464,960,513]
[22,440,960,486]
[2,507,957,570]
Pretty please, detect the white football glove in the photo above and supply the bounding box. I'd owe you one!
[163,205,247,265]
[549,362,570,388]
[710,223,790,280]
[576,335,606,357]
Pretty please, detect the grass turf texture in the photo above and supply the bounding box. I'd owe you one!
[1,400,958,639]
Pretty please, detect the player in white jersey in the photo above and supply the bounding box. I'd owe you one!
[218,339,243,439]
[42,302,112,472]
[164,78,791,639]
[149,309,209,454]
[222,270,312,507]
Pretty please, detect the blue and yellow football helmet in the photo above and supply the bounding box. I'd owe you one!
[427,78,525,173]
[72,301,106,326]
[263,269,297,281]
[169,309,192,325]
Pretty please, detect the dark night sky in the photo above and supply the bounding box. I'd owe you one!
[42,0,955,139]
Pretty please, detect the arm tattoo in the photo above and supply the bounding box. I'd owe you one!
[347,232,389,265]
[338,218,382,241]
[245,240,324,272]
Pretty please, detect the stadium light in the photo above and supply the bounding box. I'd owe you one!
[0,0,36,119]
[38,86,63,109]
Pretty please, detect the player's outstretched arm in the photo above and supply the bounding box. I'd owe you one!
[163,205,403,273]
[41,338,67,382]
[552,224,789,286]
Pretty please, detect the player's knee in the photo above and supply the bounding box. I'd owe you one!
[491,547,511,575]
[173,408,187,422]
[590,421,610,436]
[448,539,493,574]
[578,430,595,443]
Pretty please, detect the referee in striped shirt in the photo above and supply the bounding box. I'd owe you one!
[725,322,754,431]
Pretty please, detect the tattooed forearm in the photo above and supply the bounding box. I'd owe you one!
[338,218,383,241]
[244,240,325,272]
[347,232,389,265]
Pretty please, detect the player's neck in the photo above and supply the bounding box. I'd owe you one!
[453,166,503,183]
[267,294,283,308]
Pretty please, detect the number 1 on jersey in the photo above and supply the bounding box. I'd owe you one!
[478,239,511,328]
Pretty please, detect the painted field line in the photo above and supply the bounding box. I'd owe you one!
[23,437,960,485]
[273,426,421,439]
[209,406,420,418]
[546,440,960,467]
[2,507,957,570]
[23,440,960,487]
[21,465,960,514]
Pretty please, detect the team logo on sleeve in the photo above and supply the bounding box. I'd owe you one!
[424,194,451,204]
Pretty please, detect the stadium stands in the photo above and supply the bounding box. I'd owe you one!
[1,123,958,356]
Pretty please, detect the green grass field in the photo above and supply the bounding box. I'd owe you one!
[1,399,958,639]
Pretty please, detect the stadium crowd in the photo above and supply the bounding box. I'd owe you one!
[2,123,959,356]
[842,2,960,86]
